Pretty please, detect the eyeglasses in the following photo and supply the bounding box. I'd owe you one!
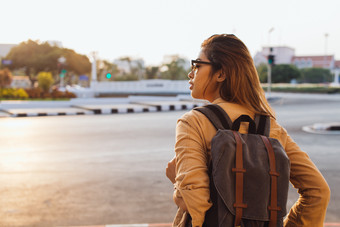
[191,60,212,72]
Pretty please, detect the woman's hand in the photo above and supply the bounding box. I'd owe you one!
[166,156,176,184]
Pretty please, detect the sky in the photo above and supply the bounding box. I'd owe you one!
[0,0,339,66]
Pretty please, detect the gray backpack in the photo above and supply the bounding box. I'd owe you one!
[193,104,290,227]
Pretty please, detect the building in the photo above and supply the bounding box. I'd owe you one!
[335,60,340,69]
[254,46,339,71]
[11,76,31,89]
[0,43,17,58]
[292,55,335,69]
[113,58,145,74]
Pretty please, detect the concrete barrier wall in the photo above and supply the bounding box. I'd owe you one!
[91,79,190,94]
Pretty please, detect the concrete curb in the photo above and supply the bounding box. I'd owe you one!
[59,224,172,227]
[11,111,92,117]
[0,101,206,118]
[59,222,340,227]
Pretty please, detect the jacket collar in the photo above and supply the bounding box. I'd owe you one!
[212,97,226,105]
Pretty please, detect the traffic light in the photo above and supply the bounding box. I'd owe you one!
[268,54,275,66]
[106,73,112,79]
[60,69,67,78]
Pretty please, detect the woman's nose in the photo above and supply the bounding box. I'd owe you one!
[188,70,194,79]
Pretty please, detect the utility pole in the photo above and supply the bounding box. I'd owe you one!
[267,48,275,96]
[267,28,274,98]
[267,61,272,95]
[91,51,97,88]
[58,56,66,88]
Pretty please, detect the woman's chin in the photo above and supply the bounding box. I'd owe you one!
[190,91,201,100]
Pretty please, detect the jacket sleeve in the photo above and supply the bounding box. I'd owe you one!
[276,126,331,227]
[173,114,212,227]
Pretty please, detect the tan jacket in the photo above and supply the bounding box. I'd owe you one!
[173,98,330,227]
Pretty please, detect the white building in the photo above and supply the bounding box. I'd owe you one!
[292,55,335,69]
[11,76,31,88]
[113,58,145,74]
[0,43,17,58]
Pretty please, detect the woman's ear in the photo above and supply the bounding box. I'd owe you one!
[216,72,226,82]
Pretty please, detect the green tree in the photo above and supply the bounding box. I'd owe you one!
[62,48,91,76]
[5,40,59,86]
[97,60,119,81]
[0,68,13,89]
[161,57,189,80]
[5,40,91,87]
[145,66,160,79]
[115,74,139,81]
[299,68,333,83]
[271,64,301,83]
[256,64,268,83]
[37,72,54,92]
[113,57,145,81]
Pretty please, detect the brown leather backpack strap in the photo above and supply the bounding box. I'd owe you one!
[261,136,281,227]
[232,131,247,227]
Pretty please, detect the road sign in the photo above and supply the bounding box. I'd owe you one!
[1,59,12,65]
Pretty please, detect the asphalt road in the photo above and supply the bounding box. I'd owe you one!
[0,94,339,227]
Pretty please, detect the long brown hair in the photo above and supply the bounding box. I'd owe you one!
[201,34,275,118]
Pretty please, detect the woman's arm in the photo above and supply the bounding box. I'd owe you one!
[173,115,212,227]
[166,156,188,211]
[279,128,331,227]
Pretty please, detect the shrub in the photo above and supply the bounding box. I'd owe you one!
[115,74,139,81]
[51,89,64,99]
[13,88,29,99]
[299,68,333,83]
[37,72,54,92]
[25,87,43,98]
[64,91,76,98]
[0,88,29,99]
[256,64,268,83]
[271,64,301,83]
[23,87,76,99]
[51,88,76,99]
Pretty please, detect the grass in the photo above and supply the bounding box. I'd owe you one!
[0,98,72,101]
[261,84,340,94]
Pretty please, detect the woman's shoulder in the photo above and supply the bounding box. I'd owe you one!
[269,117,289,144]
[178,108,206,123]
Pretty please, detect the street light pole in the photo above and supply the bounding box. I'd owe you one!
[268,61,272,94]
[268,27,274,45]
[58,56,66,88]
[324,33,329,68]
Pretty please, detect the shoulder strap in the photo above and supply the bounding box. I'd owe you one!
[254,114,271,136]
[195,105,271,136]
[193,104,232,130]
[232,115,257,134]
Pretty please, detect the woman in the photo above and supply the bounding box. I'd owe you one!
[166,34,330,227]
